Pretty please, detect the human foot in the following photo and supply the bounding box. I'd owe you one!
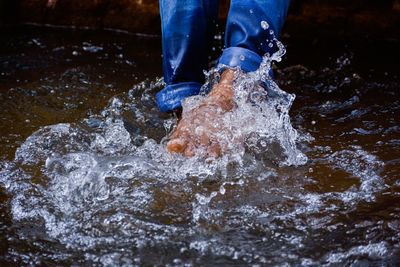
[166,69,236,157]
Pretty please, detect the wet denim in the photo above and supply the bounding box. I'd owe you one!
[156,0,290,112]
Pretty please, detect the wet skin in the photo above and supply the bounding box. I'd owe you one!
[166,69,236,157]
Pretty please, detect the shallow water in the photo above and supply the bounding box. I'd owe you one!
[0,26,400,266]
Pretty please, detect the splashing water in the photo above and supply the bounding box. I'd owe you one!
[0,27,397,266]
[181,38,307,166]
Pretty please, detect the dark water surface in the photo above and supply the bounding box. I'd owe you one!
[0,26,399,266]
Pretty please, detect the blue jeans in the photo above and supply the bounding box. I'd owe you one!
[156,0,291,112]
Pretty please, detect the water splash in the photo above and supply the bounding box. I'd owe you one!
[188,37,308,166]
[0,31,394,266]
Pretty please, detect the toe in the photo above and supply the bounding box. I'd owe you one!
[167,138,188,153]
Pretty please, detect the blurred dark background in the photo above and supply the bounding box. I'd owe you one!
[0,0,399,37]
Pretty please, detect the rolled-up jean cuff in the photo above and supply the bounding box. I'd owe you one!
[217,47,263,73]
[156,82,202,112]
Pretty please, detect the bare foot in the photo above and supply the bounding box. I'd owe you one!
[166,69,236,157]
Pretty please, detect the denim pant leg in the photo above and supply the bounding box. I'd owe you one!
[156,0,219,112]
[218,0,291,72]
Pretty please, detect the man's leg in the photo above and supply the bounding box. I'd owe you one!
[166,0,291,157]
[218,0,291,72]
[156,0,219,112]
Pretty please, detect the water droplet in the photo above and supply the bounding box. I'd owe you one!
[239,55,245,61]
[219,185,226,195]
[214,34,222,40]
[261,20,269,30]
